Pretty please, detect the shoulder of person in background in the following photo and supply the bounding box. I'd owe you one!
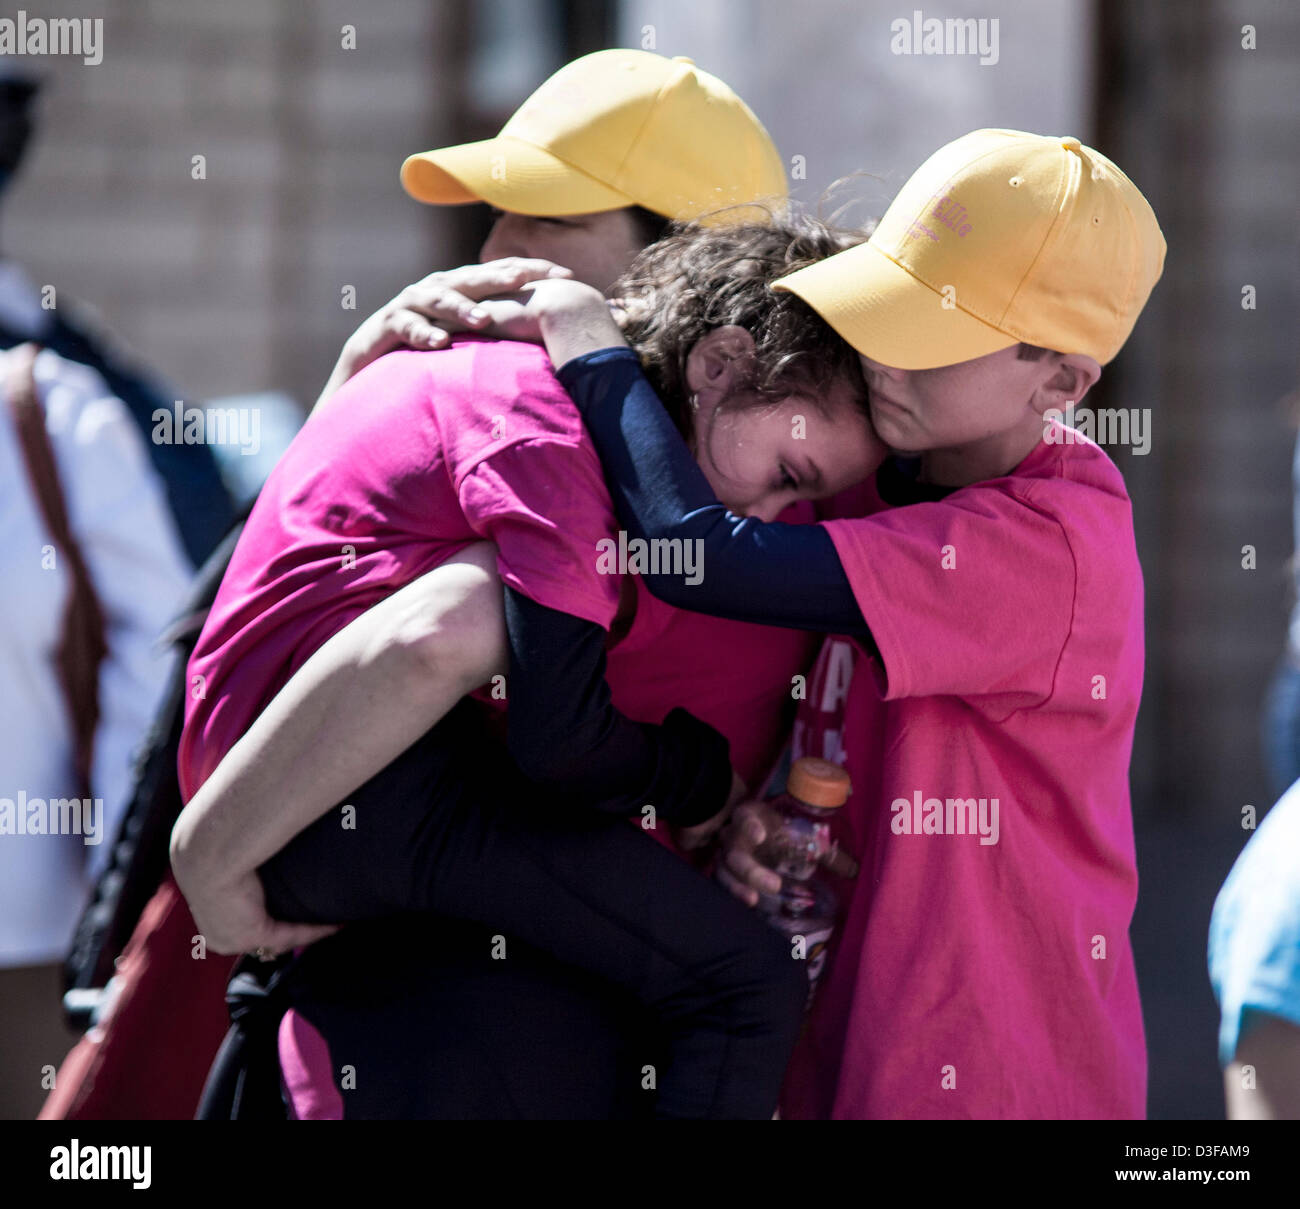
[11,345,194,870]
[22,343,194,608]
[29,345,176,509]
[0,260,235,566]
[1209,780,1300,1119]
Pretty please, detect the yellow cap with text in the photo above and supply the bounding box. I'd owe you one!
[401,50,787,225]
[774,129,1166,368]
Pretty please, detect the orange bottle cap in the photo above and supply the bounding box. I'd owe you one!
[786,757,851,809]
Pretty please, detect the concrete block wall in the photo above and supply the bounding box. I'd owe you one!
[1105,0,1300,823]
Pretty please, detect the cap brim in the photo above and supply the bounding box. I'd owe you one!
[401,135,634,215]
[774,242,1020,370]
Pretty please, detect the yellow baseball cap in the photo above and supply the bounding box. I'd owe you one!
[774,129,1166,369]
[400,49,787,224]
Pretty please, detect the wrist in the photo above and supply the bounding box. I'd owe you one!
[535,284,625,368]
[531,279,605,317]
[657,707,734,827]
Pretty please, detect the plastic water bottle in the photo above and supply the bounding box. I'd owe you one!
[756,757,851,1001]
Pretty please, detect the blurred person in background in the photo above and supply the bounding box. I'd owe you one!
[1209,777,1300,1119]
[0,58,232,566]
[0,342,192,1118]
[1261,394,1300,799]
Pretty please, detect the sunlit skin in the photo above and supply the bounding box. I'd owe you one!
[685,327,880,520]
[485,213,882,512]
[1224,1015,1300,1120]
[857,345,1102,488]
[482,212,882,515]
[480,208,649,295]
[483,211,878,514]
[487,281,883,521]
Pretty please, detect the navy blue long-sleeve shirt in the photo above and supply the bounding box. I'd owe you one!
[555,347,872,636]
[501,583,732,829]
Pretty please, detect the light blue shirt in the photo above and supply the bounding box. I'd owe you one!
[1208,780,1300,1064]
[1289,434,1300,659]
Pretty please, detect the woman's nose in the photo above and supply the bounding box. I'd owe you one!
[480,220,522,263]
[859,354,906,385]
[479,232,513,261]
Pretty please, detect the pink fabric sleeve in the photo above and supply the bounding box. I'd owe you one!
[278,1009,344,1120]
[822,486,1077,705]
[458,438,622,631]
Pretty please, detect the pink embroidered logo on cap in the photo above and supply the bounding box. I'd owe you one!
[930,193,974,237]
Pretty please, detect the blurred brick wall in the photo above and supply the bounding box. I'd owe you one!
[9,0,1295,829]
[3,0,466,409]
[624,0,1300,826]
[618,0,1093,221]
[1102,0,1300,824]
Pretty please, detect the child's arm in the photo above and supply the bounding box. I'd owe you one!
[170,546,506,955]
[526,278,626,368]
[477,280,871,635]
[313,259,570,409]
[1224,1015,1300,1119]
[502,583,737,838]
[561,347,869,635]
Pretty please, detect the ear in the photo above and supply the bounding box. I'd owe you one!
[684,325,756,396]
[1029,353,1102,417]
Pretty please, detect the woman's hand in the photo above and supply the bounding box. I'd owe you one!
[715,798,859,908]
[176,865,339,959]
[314,259,573,408]
[472,278,625,368]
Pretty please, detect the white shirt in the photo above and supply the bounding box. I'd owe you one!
[0,260,53,340]
[0,347,192,966]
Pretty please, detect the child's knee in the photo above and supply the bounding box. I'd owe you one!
[762,931,813,1024]
[716,923,810,1036]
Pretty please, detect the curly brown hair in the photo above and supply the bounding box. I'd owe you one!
[612,209,869,435]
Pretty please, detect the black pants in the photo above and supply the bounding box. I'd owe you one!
[258,701,807,1119]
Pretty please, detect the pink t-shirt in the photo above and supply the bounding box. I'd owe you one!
[181,337,820,1123]
[606,566,817,793]
[180,337,814,810]
[781,425,1146,1119]
[180,338,622,799]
